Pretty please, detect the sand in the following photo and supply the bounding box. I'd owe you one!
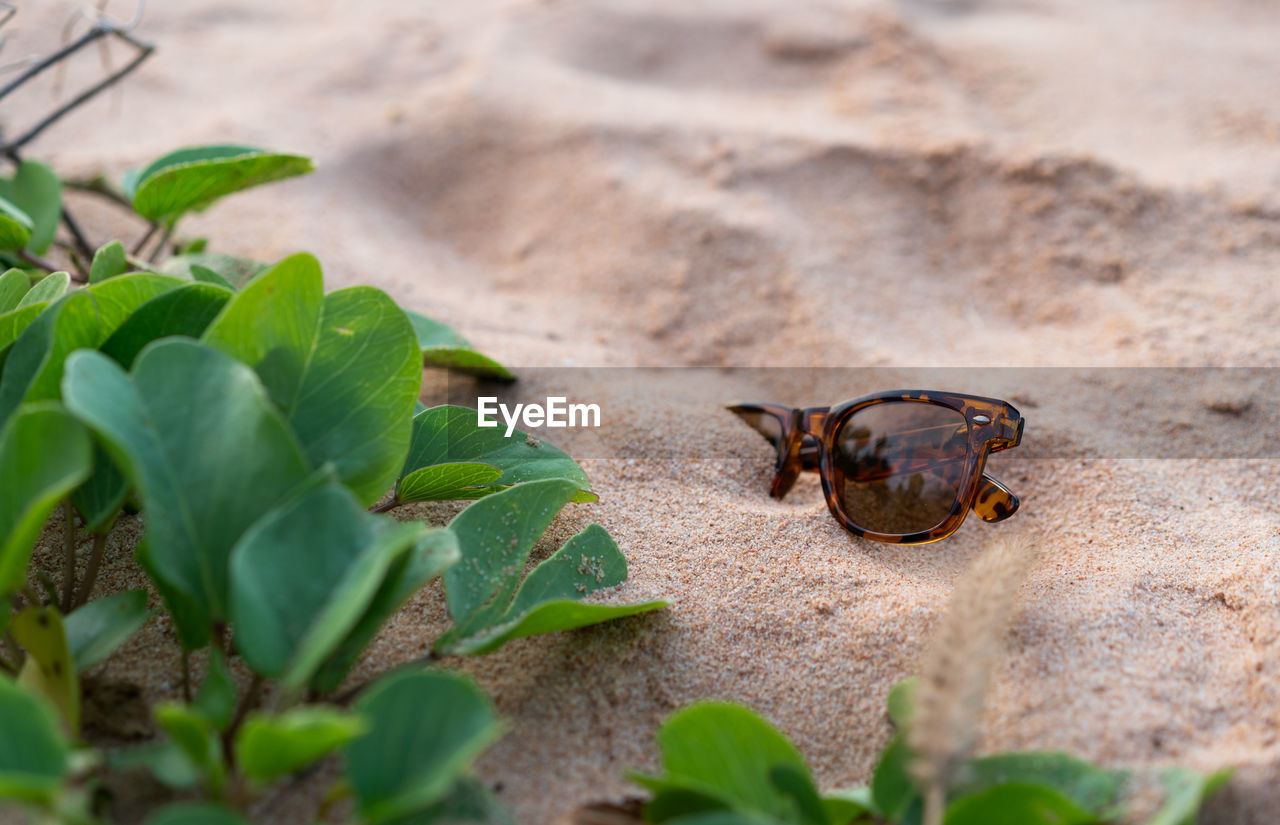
[5,0,1280,823]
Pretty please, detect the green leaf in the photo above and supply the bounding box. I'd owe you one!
[235,706,368,786]
[108,741,200,789]
[145,803,252,825]
[17,270,68,307]
[99,281,232,368]
[405,309,513,381]
[398,406,594,504]
[0,674,70,803]
[230,479,427,689]
[822,789,873,825]
[344,668,503,823]
[444,523,666,655]
[637,703,813,823]
[441,478,572,629]
[0,268,29,312]
[0,402,91,595]
[310,528,459,695]
[0,196,33,251]
[162,251,265,289]
[195,648,236,731]
[959,752,1125,816]
[870,735,918,822]
[0,304,45,355]
[447,598,668,656]
[1144,768,1233,825]
[887,678,916,730]
[189,264,233,289]
[202,253,420,505]
[129,145,314,222]
[770,764,833,825]
[12,605,79,734]
[0,273,182,426]
[64,589,151,672]
[395,462,503,502]
[69,444,129,533]
[89,240,129,283]
[942,783,1096,825]
[154,702,224,794]
[61,342,312,648]
[0,161,61,254]
[383,776,516,825]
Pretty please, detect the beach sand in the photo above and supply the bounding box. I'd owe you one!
[5,0,1280,822]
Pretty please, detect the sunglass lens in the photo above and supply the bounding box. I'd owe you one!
[831,402,969,535]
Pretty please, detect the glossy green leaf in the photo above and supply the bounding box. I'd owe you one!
[0,273,182,426]
[129,145,314,222]
[109,741,200,790]
[384,776,517,825]
[870,735,918,822]
[0,674,70,803]
[943,783,1095,825]
[61,342,312,648]
[64,589,150,672]
[195,648,235,732]
[344,669,502,822]
[145,803,252,825]
[235,706,367,785]
[959,752,1125,816]
[634,703,813,823]
[0,304,45,355]
[69,444,128,533]
[444,523,665,655]
[821,788,873,825]
[310,528,458,695]
[441,478,574,629]
[89,240,129,283]
[887,678,916,730]
[0,196,33,251]
[395,461,503,502]
[405,309,513,381]
[16,270,68,307]
[162,251,265,289]
[0,268,29,312]
[230,479,427,689]
[100,281,232,368]
[154,703,224,794]
[1145,768,1233,825]
[203,254,420,505]
[0,160,61,254]
[12,605,78,734]
[0,402,91,595]
[770,764,833,825]
[398,406,594,505]
[189,264,233,289]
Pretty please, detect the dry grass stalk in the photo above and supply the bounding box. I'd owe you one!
[909,532,1038,825]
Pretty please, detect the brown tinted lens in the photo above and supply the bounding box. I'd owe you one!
[831,402,969,535]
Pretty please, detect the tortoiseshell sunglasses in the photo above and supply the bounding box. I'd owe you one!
[728,391,1024,544]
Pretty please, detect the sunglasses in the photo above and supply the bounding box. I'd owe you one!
[728,391,1025,544]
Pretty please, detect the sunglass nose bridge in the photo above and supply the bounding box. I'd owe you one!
[798,407,827,437]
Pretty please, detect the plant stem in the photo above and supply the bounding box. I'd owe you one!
[224,674,265,755]
[60,500,77,613]
[17,249,59,273]
[73,529,110,607]
[60,205,95,269]
[369,498,401,514]
[147,222,174,264]
[131,222,158,255]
